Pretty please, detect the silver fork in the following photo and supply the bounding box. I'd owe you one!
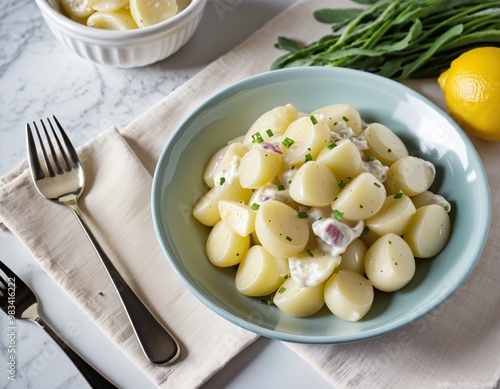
[0,260,118,388]
[26,116,180,365]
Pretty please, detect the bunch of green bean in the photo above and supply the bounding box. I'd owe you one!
[271,0,500,79]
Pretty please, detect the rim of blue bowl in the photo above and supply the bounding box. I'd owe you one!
[151,67,491,344]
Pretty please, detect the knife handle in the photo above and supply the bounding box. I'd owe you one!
[68,203,180,365]
[35,317,118,389]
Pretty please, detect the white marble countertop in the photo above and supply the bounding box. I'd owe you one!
[0,1,334,388]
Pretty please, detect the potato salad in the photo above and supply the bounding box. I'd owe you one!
[193,103,451,321]
[60,0,186,30]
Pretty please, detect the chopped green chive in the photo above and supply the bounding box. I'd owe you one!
[266,129,274,137]
[338,181,346,189]
[304,153,313,163]
[282,137,295,149]
[327,142,337,150]
[278,287,286,294]
[310,114,318,125]
[374,182,381,188]
[359,204,364,209]
[261,297,274,306]
[219,177,226,185]
[306,249,314,257]
[361,226,370,237]
[394,191,404,199]
[444,205,450,212]
[251,132,264,144]
[251,203,260,210]
[342,115,349,122]
[297,211,308,219]
[333,209,344,222]
[368,156,377,161]
[286,236,292,242]
[277,184,285,191]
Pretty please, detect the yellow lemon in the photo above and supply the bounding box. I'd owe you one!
[438,47,500,142]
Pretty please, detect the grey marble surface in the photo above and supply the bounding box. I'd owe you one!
[0,1,334,388]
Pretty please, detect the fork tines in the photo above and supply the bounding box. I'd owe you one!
[26,116,79,180]
[0,261,18,301]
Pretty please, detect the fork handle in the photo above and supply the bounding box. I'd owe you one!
[34,317,118,388]
[67,202,180,365]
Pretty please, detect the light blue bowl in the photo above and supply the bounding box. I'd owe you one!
[151,67,490,344]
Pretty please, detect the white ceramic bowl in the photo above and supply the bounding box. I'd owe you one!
[151,67,491,344]
[34,0,207,68]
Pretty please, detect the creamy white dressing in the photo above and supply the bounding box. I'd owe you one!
[289,254,341,287]
[249,183,293,206]
[330,125,356,142]
[214,155,240,186]
[312,218,364,257]
[307,206,332,223]
[351,134,369,151]
[278,167,297,189]
[362,158,389,183]
[289,216,363,286]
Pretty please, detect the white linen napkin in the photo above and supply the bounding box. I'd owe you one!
[1,0,500,388]
[0,127,258,387]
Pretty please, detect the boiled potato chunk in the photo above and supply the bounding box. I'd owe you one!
[359,227,381,248]
[316,139,363,183]
[238,144,281,189]
[312,104,362,135]
[288,245,341,287]
[411,191,451,213]
[403,204,450,258]
[87,9,138,30]
[364,123,409,166]
[206,221,250,267]
[235,245,289,296]
[336,238,367,275]
[203,144,229,188]
[92,0,129,12]
[212,142,248,186]
[365,233,415,292]
[130,0,178,28]
[218,200,256,237]
[273,277,325,317]
[385,156,436,196]
[281,115,330,168]
[332,172,386,220]
[324,270,374,321]
[61,0,96,18]
[255,200,309,258]
[243,104,298,145]
[289,161,339,207]
[365,194,416,236]
[193,180,252,226]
